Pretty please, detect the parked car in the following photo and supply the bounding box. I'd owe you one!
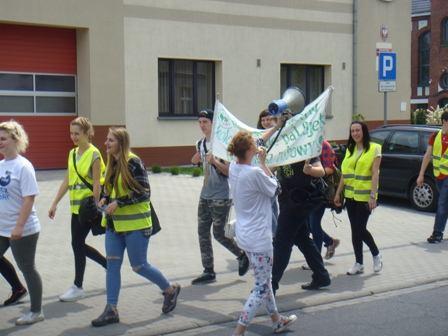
[333,124,441,212]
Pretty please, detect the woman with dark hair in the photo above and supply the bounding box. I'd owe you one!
[334,121,383,275]
[257,109,273,130]
[228,131,297,336]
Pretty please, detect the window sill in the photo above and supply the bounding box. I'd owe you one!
[157,116,198,121]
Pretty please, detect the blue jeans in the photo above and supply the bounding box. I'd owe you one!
[308,204,333,253]
[434,178,448,234]
[105,229,170,306]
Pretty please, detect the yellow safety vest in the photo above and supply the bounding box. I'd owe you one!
[341,142,381,202]
[102,153,152,233]
[432,131,448,177]
[68,145,105,214]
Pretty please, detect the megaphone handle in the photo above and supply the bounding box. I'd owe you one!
[266,124,285,154]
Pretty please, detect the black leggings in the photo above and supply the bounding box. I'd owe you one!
[345,199,379,264]
[71,214,107,288]
[0,256,25,291]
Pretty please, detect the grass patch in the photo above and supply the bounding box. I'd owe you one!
[151,165,162,174]
[155,166,203,176]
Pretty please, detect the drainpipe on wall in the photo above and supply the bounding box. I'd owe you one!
[352,0,358,118]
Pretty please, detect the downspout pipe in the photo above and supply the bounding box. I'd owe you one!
[352,0,358,118]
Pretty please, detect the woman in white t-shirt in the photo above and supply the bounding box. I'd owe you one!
[227,131,297,336]
[0,120,43,325]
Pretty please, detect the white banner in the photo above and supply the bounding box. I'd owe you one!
[210,87,333,167]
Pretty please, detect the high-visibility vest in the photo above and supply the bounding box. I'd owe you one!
[432,131,448,177]
[68,145,105,214]
[341,142,381,202]
[102,153,152,233]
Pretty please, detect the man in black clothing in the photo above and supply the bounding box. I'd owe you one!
[272,158,331,293]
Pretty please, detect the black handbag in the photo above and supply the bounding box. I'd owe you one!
[149,202,161,236]
[73,151,105,236]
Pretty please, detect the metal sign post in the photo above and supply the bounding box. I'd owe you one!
[378,52,397,125]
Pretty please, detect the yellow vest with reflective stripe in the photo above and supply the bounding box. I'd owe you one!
[432,131,448,177]
[68,145,105,214]
[102,153,152,233]
[341,142,381,202]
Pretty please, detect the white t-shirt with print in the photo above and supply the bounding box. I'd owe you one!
[0,155,40,238]
[229,162,278,253]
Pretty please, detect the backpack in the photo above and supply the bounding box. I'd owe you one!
[322,165,343,213]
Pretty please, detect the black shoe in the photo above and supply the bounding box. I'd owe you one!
[237,253,249,276]
[301,278,331,290]
[4,287,27,306]
[427,232,443,243]
[191,271,216,285]
[162,284,181,314]
[91,304,119,327]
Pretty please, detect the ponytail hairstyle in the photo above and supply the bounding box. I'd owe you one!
[227,130,254,161]
[103,127,147,196]
[0,120,29,153]
[70,117,94,142]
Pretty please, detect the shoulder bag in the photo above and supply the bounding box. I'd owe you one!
[73,151,105,236]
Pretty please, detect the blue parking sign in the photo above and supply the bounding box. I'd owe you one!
[379,52,396,81]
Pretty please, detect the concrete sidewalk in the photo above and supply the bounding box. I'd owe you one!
[0,171,447,336]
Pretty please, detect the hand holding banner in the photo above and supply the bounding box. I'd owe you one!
[211,87,333,167]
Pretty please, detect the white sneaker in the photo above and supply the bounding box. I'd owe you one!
[59,285,85,302]
[15,311,45,325]
[373,254,383,273]
[347,262,364,275]
[273,314,298,334]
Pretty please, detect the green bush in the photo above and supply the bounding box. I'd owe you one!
[151,165,162,174]
[170,166,180,175]
[352,113,365,122]
[411,108,427,124]
[192,167,202,177]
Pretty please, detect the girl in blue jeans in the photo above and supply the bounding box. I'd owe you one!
[91,127,180,327]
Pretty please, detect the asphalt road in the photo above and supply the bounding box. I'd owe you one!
[165,282,448,336]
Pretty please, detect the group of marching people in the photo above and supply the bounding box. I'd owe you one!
[0,118,180,327]
[2,108,447,335]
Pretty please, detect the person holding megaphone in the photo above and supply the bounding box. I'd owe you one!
[261,87,331,294]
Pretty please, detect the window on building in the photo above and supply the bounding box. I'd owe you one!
[0,72,76,114]
[439,97,448,108]
[158,59,215,117]
[442,18,448,46]
[280,64,325,106]
[440,73,448,90]
[418,32,431,86]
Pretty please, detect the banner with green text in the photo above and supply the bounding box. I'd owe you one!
[210,86,333,167]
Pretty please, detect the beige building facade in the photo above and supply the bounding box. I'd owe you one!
[0,0,411,168]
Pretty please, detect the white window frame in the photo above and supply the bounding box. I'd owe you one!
[0,71,77,116]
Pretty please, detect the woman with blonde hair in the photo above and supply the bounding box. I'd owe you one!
[228,131,297,336]
[91,127,180,327]
[0,120,43,325]
[48,117,107,302]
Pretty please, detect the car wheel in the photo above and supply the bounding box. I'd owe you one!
[409,178,438,212]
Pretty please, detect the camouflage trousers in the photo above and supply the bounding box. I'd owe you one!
[197,198,242,270]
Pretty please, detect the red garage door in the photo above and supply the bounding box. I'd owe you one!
[0,24,77,169]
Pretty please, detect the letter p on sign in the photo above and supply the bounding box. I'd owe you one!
[379,52,396,81]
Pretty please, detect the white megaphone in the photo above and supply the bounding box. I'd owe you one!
[268,86,305,116]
